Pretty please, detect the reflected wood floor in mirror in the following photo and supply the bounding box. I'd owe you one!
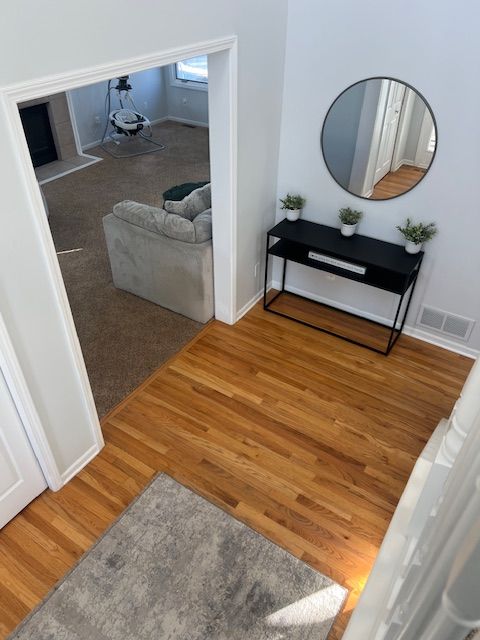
[371,165,426,199]
[0,301,472,639]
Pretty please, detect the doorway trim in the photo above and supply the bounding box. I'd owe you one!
[0,313,62,489]
[1,35,238,488]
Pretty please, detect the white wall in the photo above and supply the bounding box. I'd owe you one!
[164,66,209,126]
[70,67,168,149]
[276,0,480,355]
[0,0,287,477]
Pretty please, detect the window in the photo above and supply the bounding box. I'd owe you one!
[174,56,208,86]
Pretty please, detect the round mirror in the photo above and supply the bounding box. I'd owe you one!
[321,78,437,200]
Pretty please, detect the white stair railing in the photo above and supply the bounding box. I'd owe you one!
[344,357,480,640]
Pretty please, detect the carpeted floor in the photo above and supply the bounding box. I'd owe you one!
[8,474,347,639]
[43,121,210,417]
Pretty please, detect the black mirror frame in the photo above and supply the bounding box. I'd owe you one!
[320,76,438,201]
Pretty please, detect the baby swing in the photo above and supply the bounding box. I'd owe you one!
[101,76,166,158]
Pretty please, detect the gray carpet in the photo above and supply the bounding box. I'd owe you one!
[9,475,347,640]
[43,122,210,417]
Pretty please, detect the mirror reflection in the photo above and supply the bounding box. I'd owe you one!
[321,78,436,200]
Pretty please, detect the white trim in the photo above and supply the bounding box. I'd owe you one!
[60,443,101,485]
[392,157,430,171]
[391,88,415,172]
[80,116,208,153]
[343,419,447,639]
[65,90,83,156]
[271,280,479,359]
[37,155,102,186]
[236,285,270,322]
[1,36,237,481]
[415,106,435,168]
[81,139,104,152]
[166,115,209,128]
[168,64,208,92]
[207,42,238,324]
[3,37,235,101]
[80,116,170,152]
[403,326,478,359]
[271,280,394,326]
[0,313,62,490]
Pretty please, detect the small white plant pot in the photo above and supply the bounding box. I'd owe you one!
[405,240,423,254]
[341,223,357,237]
[285,208,301,222]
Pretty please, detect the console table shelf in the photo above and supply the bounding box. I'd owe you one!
[264,219,423,355]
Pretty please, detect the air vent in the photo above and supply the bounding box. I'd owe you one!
[443,315,472,339]
[419,306,444,330]
[417,305,475,341]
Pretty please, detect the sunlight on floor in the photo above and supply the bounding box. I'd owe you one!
[265,584,346,628]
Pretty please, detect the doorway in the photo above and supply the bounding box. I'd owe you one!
[31,62,211,417]
[2,37,237,489]
[372,80,405,185]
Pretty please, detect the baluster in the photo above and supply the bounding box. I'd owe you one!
[439,358,480,467]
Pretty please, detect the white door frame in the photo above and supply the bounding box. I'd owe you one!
[0,36,238,488]
[0,312,62,489]
[415,107,435,169]
[391,87,415,172]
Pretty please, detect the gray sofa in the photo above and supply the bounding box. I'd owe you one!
[103,184,214,324]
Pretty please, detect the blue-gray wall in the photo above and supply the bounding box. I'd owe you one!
[322,82,365,188]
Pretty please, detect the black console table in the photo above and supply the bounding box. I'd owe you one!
[263,219,423,355]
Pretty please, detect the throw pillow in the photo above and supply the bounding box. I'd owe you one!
[164,183,211,221]
[162,181,209,202]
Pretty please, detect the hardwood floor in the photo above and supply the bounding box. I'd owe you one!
[0,302,472,639]
[371,165,426,199]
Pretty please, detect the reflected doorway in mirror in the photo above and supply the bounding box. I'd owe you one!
[321,77,437,200]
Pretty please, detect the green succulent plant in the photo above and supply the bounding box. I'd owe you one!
[280,194,306,210]
[396,218,437,244]
[338,207,363,225]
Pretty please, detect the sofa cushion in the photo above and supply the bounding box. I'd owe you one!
[164,183,211,221]
[113,200,212,244]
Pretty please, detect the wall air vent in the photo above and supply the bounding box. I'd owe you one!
[417,305,475,341]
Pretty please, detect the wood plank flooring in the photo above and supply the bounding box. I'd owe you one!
[267,290,394,352]
[0,301,472,639]
[371,165,426,199]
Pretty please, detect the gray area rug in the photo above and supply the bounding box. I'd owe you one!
[9,475,347,639]
[43,122,209,417]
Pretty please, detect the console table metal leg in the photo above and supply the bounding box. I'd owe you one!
[281,257,287,292]
[387,291,406,354]
[386,265,422,354]
[264,228,423,355]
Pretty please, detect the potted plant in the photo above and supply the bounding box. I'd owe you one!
[396,218,437,254]
[338,207,363,237]
[280,193,306,222]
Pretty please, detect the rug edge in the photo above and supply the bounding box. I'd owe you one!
[7,472,349,639]
[6,473,162,639]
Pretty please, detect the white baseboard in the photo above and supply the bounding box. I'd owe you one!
[236,286,269,321]
[271,280,393,325]
[166,116,209,128]
[81,115,207,152]
[392,158,429,171]
[81,116,170,151]
[270,280,479,359]
[60,442,102,486]
[82,139,103,152]
[403,326,478,359]
[37,154,102,186]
